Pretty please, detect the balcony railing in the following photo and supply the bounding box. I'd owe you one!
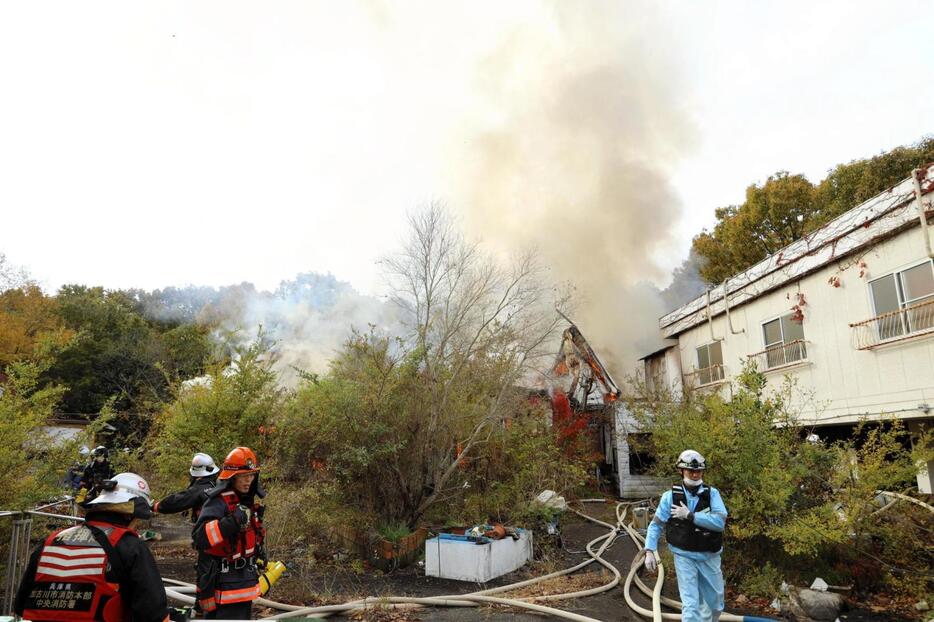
[850,298,934,350]
[683,364,726,387]
[748,339,808,370]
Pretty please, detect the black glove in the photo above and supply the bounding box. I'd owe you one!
[168,607,191,622]
[232,505,251,529]
[257,544,268,568]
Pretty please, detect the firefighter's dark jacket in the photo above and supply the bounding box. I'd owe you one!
[192,479,266,607]
[155,475,217,520]
[14,510,168,622]
[192,477,265,552]
[192,493,247,552]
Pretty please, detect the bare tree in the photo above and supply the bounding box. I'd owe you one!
[382,204,568,524]
[0,253,31,293]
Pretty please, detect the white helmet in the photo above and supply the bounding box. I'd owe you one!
[86,472,153,507]
[190,452,220,477]
[676,449,706,471]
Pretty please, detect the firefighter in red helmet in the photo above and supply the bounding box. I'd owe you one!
[192,447,267,619]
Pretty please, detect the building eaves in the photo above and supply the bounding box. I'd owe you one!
[659,164,934,339]
[638,339,679,361]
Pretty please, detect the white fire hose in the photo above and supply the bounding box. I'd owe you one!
[161,498,782,621]
[176,485,933,621]
[164,500,625,620]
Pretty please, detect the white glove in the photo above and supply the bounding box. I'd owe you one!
[671,501,692,520]
[643,550,658,573]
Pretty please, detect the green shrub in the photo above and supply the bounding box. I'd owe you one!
[630,362,933,598]
[145,335,283,491]
[0,362,67,508]
[738,562,784,599]
[376,522,411,543]
[457,402,593,526]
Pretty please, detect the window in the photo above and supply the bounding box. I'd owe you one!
[869,261,934,340]
[644,355,667,393]
[695,341,724,385]
[761,313,806,368]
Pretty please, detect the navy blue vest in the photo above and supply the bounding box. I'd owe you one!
[665,484,723,553]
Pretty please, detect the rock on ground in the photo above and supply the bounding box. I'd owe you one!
[784,587,845,621]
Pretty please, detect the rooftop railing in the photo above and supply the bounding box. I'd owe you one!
[748,339,808,370]
[850,298,934,350]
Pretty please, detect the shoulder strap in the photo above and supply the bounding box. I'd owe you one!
[220,490,240,512]
[670,484,686,509]
[85,523,127,577]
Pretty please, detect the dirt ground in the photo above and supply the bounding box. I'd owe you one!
[151,505,910,621]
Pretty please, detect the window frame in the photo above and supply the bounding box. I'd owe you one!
[759,312,807,369]
[867,259,934,339]
[693,340,724,385]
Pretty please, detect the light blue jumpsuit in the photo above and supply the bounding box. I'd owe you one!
[645,484,728,622]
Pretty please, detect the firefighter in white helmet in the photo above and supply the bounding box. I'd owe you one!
[15,473,169,622]
[643,450,728,622]
[153,452,220,523]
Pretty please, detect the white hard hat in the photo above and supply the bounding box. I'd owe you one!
[676,449,706,471]
[87,472,153,506]
[190,452,220,477]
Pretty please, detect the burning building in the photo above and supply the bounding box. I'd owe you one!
[548,318,623,492]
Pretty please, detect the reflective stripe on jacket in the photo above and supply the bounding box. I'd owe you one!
[193,490,265,611]
[21,522,130,622]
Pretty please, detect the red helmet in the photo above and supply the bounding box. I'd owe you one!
[218,447,260,480]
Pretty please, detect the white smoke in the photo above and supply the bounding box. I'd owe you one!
[238,273,401,385]
[140,273,399,386]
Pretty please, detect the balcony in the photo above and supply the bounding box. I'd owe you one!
[748,339,808,371]
[850,298,934,350]
[683,363,726,388]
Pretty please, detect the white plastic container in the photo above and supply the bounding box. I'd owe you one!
[424,530,532,582]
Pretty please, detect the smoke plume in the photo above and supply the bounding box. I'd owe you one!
[444,3,696,374]
[139,273,397,386]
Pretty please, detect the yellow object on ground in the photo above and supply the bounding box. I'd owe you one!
[259,560,286,595]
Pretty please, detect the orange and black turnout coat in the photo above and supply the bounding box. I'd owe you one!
[192,487,266,613]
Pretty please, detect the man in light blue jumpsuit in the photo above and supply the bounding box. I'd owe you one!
[644,450,728,622]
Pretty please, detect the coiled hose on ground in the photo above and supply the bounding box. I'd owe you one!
[162,497,793,621]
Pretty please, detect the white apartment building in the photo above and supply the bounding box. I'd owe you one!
[619,164,934,496]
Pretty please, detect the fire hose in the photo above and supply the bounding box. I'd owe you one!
[161,499,779,621]
[164,501,626,620]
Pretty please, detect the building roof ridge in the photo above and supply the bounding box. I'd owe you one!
[659,164,934,336]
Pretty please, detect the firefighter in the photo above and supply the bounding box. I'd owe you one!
[78,446,116,503]
[643,450,728,622]
[153,453,220,522]
[15,473,169,622]
[192,447,266,619]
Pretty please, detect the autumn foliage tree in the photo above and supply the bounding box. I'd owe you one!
[0,286,73,372]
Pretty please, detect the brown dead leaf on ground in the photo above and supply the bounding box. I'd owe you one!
[154,545,197,560]
[499,570,612,600]
[348,606,422,621]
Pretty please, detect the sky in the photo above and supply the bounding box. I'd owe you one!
[1,1,932,299]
